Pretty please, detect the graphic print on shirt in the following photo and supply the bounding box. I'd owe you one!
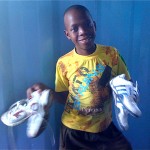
[65,63,111,116]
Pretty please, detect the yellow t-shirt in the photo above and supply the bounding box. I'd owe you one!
[55,44,130,133]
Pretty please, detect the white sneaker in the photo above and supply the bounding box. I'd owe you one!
[113,91,129,131]
[26,89,51,138]
[1,96,40,127]
[110,74,141,117]
[1,89,52,137]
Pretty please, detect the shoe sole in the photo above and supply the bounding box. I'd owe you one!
[1,99,34,126]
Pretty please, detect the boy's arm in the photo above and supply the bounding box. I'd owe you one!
[26,83,68,106]
[53,91,68,104]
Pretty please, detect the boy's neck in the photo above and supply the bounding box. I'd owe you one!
[75,44,96,56]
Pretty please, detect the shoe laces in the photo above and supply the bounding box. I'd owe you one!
[8,100,28,117]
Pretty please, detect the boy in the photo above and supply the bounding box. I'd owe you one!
[27,5,132,150]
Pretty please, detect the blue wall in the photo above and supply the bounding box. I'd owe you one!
[0,1,150,149]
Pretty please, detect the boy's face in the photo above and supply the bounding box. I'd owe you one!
[64,9,96,54]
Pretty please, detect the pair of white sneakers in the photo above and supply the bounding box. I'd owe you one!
[1,90,52,138]
[110,74,142,131]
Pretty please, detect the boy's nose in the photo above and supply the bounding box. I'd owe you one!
[78,27,87,35]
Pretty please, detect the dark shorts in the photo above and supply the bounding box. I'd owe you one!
[59,122,132,150]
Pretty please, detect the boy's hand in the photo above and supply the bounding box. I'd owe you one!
[27,83,49,99]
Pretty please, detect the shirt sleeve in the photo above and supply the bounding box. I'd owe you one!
[55,60,69,92]
[117,53,131,80]
[112,48,131,80]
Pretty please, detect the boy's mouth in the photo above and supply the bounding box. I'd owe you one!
[78,36,93,44]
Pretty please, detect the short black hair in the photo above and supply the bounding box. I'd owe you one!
[64,5,92,18]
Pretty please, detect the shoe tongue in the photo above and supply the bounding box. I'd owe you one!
[31,91,40,98]
[31,91,41,104]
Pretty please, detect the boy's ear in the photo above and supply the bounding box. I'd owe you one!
[93,21,96,30]
[64,30,71,40]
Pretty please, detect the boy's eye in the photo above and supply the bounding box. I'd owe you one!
[71,26,78,32]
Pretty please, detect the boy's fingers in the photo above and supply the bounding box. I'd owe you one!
[26,87,35,99]
[32,83,46,91]
[26,83,48,98]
